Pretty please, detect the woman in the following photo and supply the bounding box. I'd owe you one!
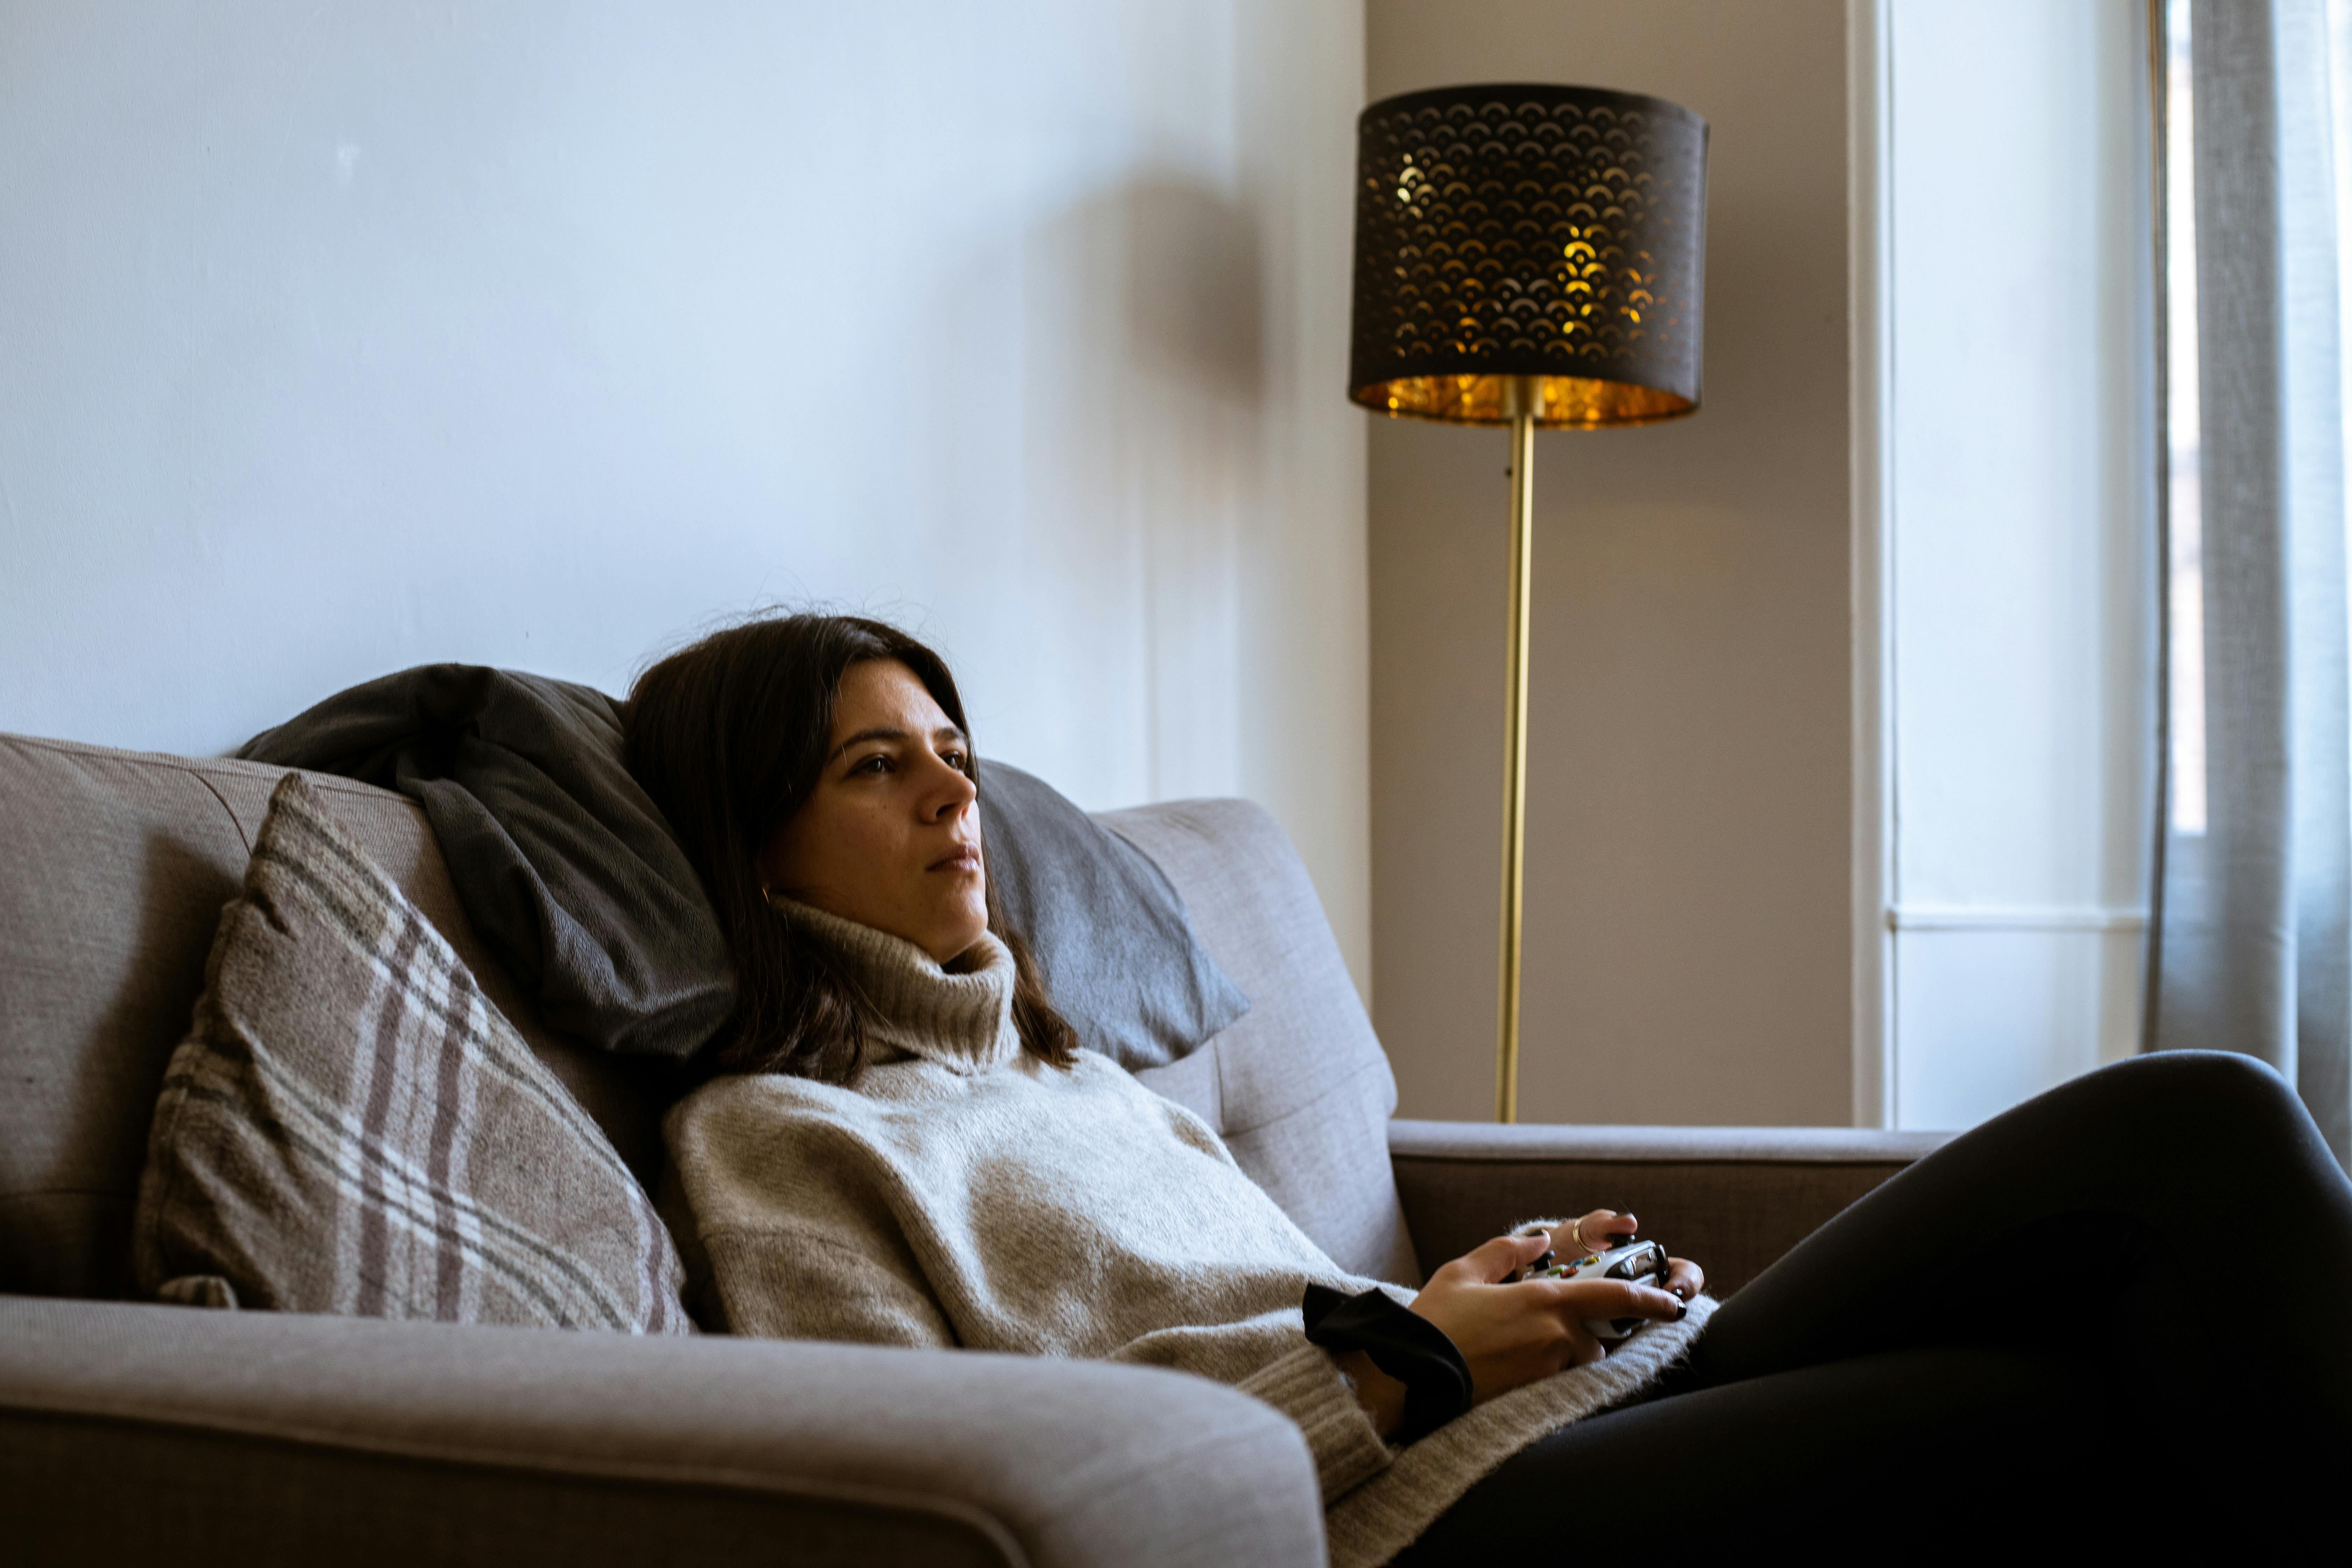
[627,612,2352,1559]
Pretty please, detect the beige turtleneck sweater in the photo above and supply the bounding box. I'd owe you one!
[660,901,1714,1567]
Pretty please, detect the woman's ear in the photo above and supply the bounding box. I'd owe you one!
[754,819,792,897]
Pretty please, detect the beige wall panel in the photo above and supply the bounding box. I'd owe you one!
[1367,0,1851,1125]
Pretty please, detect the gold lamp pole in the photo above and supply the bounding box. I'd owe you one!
[1496,377,1537,1121]
[1346,85,1709,1122]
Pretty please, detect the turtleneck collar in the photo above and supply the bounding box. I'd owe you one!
[769,896,1021,1076]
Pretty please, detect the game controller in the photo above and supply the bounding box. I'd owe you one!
[1510,1238,1672,1341]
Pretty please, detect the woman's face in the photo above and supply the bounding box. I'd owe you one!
[759,658,988,965]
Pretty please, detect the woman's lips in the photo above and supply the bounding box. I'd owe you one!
[929,844,982,874]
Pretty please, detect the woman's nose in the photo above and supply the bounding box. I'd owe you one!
[926,757,977,820]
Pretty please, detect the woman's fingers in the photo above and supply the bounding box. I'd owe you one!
[1529,1278,1685,1324]
[1662,1256,1704,1300]
[1435,1230,1554,1287]
[1573,1209,1638,1251]
[1556,1318,1608,1367]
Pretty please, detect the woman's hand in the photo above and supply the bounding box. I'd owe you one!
[1551,1211,1706,1301]
[1336,1228,1707,1437]
[1407,1233,1686,1403]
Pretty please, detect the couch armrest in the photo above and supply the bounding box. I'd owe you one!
[0,1296,1324,1568]
[1388,1121,1948,1297]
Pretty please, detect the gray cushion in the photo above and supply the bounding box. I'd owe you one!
[981,761,1248,1070]
[134,774,690,1331]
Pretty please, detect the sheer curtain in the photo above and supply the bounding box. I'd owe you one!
[2148,0,2352,1168]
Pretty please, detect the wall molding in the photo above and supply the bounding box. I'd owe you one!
[1848,0,1896,1131]
[1885,904,2151,933]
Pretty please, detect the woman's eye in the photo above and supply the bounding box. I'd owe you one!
[853,754,892,775]
[943,749,969,772]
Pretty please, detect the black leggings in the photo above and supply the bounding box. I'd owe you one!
[1394,1052,2352,1558]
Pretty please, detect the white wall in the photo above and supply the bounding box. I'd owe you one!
[0,0,1373,988]
[1870,0,2155,1128]
[1366,0,1856,1126]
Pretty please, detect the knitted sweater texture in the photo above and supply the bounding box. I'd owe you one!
[662,901,1713,1566]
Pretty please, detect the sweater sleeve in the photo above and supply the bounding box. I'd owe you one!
[1234,1340,1398,1501]
[1110,1315,1396,1503]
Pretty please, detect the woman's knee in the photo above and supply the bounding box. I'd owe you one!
[2090,1049,2307,1146]
[2109,1048,2288,1104]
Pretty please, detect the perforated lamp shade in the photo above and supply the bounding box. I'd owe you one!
[1348,83,1708,428]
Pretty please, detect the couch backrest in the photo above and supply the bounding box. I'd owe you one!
[1112,803,1418,1284]
[0,733,1418,1301]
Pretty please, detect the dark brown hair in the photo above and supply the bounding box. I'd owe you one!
[623,612,1079,1083]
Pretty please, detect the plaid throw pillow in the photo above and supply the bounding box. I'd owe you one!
[133,773,691,1332]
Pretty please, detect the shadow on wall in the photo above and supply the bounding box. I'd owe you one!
[1020,174,1264,502]
[1116,177,1264,401]
[924,176,1267,805]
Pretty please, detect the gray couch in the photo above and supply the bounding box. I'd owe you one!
[0,733,1944,1567]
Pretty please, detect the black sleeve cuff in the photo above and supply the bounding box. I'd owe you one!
[1300,1283,1474,1444]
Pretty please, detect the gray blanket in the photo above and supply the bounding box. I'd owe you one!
[239,665,1244,1067]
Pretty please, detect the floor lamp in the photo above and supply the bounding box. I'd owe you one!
[1346,84,1709,1123]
